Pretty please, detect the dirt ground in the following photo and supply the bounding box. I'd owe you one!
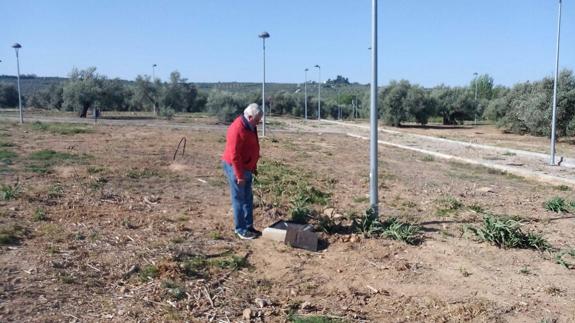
[1,115,575,322]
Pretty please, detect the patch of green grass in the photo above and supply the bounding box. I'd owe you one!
[435,196,463,216]
[31,121,92,135]
[0,224,27,245]
[27,149,88,174]
[0,149,17,163]
[290,205,311,224]
[255,159,330,209]
[181,253,249,277]
[380,217,423,245]
[47,183,64,199]
[468,203,484,213]
[212,255,248,270]
[126,168,159,179]
[33,208,48,221]
[209,231,222,240]
[554,249,575,269]
[502,151,516,156]
[544,197,569,213]
[289,314,344,323]
[89,176,108,190]
[353,208,423,245]
[87,166,105,174]
[139,265,159,281]
[162,280,187,300]
[421,155,435,162]
[352,196,369,203]
[467,215,550,251]
[554,185,571,191]
[1,181,21,200]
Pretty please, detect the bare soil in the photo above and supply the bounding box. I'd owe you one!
[1,115,574,322]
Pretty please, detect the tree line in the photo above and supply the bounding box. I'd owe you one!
[1,68,574,138]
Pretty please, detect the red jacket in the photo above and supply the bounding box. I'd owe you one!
[222,115,260,180]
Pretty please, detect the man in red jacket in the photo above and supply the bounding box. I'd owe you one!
[222,103,263,240]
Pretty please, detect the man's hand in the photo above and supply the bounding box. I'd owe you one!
[237,178,246,186]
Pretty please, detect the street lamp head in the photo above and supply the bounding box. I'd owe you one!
[314,65,320,68]
[258,32,270,39]
[12,43,22,49]
[153,64,157,67]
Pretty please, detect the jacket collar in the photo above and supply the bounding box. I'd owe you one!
[241,115,256,132]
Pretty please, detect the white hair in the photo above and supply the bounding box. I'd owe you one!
[244,103,263,119]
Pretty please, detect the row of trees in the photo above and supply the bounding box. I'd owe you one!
[26,67,207,117]
[2,67,575,138]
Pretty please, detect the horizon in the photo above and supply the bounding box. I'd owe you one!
[1,1,574,88]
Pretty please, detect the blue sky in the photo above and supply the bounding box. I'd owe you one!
[1,0,573,87]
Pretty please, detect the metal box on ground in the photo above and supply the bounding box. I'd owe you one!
[261,221,319,252]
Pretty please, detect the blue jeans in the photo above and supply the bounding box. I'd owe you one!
[222,162,253,234]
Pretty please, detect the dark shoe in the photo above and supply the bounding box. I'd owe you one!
[236,230,256,240]
[248,227,262,237]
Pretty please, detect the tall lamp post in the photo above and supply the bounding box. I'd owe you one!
[152,64,157,116]
[369,0,379,215]
[550,0,562,166]
[304,68,309,120]
[314,65,321,120]
[259,31,270,137]
[12,43,23,124]
[473,72,478,125]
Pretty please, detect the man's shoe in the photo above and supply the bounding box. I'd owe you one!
[236,230,257,240]
[248,227,262,237]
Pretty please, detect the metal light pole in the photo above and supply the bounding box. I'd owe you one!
[314,65,321,120]
[304,68,308,120]
[473,72,478,125]
[152,64,157,116]
[369,0,379,215]
[550,0,562,166]
[259,32,270,137]
[12,43,23,124]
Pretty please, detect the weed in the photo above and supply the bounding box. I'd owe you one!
[0,224,26,245]
[352,196,369,203]
[0,149,17,163]
[27,149,87,174]
[126,168,159,179]
[380,217,423,245]
[139,265,159,281]
[162,280,187,300]
[502,151,516,156]
[47,183,64,199]
[467,215,550,250]
[289,314,344,323]
[518,267,531,275]
[212,255,248,270]
[468,203,484,213]
[544,286,564,296]
[171,236,185,244]
[290,205,311,224]
[33,208,48,221]
[352,208,422,245]
[401,201,417,209]
[59,273,76,284]
[316,214,340,234]
[89,176,108,190]
[544,197,569,213]
[87,166,105,174]
[422,155,435,162]
[209,231,222,240]
[435,196,463,216]
[1,180,21,200]
[459,267,471,277]
[554,249,575,269]
[38,223,68,242]
[555,185,570,191]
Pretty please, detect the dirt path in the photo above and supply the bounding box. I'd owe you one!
[281,119,575,188]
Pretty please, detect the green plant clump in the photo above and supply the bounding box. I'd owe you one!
[467,215,550,251]
[544,197,569,213]
[353,207,423,245]
[1,181,21,200]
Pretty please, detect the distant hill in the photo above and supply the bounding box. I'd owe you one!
[0,75,369,100]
